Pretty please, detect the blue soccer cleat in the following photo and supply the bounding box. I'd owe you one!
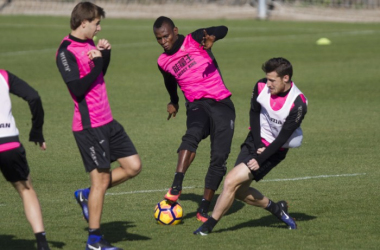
[86,238,123,250]
[277,200,297,230]
[74,188,90,222]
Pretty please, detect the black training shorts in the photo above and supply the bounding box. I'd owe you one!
[0,145,30,182]
[73,119,138,172]
[235,132,288,182]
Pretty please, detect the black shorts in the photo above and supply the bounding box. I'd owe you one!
[73,120,138,172]
[235,132,288,182]
[0,145,30,182]
[178,97,235,154]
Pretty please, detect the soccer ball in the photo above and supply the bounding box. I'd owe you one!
[154,199,183,225]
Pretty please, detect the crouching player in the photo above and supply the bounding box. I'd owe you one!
[194,57,308,235]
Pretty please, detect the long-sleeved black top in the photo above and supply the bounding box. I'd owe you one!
[1,71,45,144]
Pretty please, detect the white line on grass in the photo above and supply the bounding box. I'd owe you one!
[106,186,195,196]
[105,173,366,196]
[261,173,366,182]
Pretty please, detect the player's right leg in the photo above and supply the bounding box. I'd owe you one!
[73,126,111,222]
[12,177,51,250]
[165,102,209,202]
[164,150,195,202]
[85,169,124,249]
[73,126,122,248]
[85,169,116,249]
[194,163,252,235]
[197,98,235,221]
[13,178,45,235]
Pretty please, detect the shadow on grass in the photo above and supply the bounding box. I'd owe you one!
[0,234,65,250]
[213,212,317,233]
[174,193,316,232]
[84,221,151,243]
[178,193,246,220]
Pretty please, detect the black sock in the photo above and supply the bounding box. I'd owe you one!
[203,216,218,232]
[88,228,102,236]
[35,232,48,247]
[170,172,184,194]
[198,198,211,214]
[265,200,282,219]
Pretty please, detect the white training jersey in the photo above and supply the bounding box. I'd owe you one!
[257,83,306,148]
[0,71,19,139]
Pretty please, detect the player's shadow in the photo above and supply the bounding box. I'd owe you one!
[179,193,246,220]
[213,212,317,233]
[0,234,65,250]
[84,221,150,243]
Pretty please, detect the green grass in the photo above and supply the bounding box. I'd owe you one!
[0,15,379,250]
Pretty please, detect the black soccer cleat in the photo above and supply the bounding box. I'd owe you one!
[193,224,211,236]
[37,244,51,250]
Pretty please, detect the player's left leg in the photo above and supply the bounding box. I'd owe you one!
[12,176,50,249]
[108,120,142,188]
[235,181,267,207]
[234,179,297,230]
[239,150,297,230]
[249,151,297,229]
[110,154,142,187]
[198,98,235,222]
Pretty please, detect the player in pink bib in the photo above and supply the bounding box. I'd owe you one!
[56,3,141,250]
[195,58,307,235]
[154,16,236,222]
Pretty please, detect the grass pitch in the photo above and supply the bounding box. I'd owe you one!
[0,15,379,250]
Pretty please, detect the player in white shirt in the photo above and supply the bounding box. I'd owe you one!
[0,69,50,250]
[194,57,307,235]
